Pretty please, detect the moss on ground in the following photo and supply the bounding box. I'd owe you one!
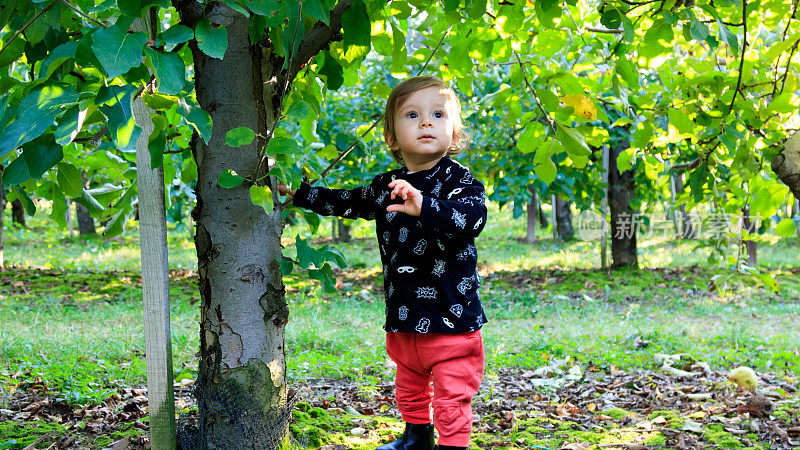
[0,420,66,448]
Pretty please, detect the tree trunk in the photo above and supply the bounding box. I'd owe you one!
[182,4,289,446]
[742,205,757,266]
[0,166,5,270]
[672,173,695,239]
[608,141,638,268]
[526,188,538,243]
[555,197,574,240]
[336,218,352,243]
[66,198,74,237]
[11,199,25,228]
[772,131,800,200]
[76,203,97,235]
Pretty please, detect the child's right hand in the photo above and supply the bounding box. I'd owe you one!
[277,183,296,198]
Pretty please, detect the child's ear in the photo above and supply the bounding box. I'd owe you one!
[384,130,399,150]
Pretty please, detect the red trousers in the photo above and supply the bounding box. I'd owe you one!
[386,331,484,447]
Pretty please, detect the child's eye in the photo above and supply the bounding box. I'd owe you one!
[433,111,445,119]
[406,112,418,119]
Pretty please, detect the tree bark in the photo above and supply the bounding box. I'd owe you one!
[11,198,25,228]
[177,0,350,444]
[772,131,800,200]
[672,173,695,239]
[555,197,574,240]
[182,4,288,446]
[0,166,5,270]
[742,205,757,266]
[526,189,538,243]
[336,218,352,243]
[608,141,638,268]
[76,203,97,235]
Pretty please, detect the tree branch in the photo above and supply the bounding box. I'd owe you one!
[586,27,623,35]
[514,52,558,135]
[59,0,107,28]
[0,0,59,58]
[726,0,748,116]
[287,0,353,85]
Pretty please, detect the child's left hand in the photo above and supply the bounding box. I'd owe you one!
[387,179,423,217]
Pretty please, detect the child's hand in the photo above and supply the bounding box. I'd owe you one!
[277,183,296,198]
[387,179,422,217]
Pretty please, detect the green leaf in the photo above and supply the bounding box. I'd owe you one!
[776,218,796,238]
[2,157,30,185]
[0,35,25,69]
[103,207,130,238]
[535,88,560,111]
[177,98,213,143]
[247,0,282,19]
[555,123,590,157]
[91,18,148,79]
[615,58,639,89]
[161,24,194,50]
[600,8,622,29]
[13,186,36,215]
[22,135,63,179]
[765,32,800,63]
[316,144,339,159]
[390,22,406,73]
[640,18,674,58]
[55,106,87,145]
[668,108,693,134]
[533,29,566,58]
[266,137,301,155]
[226,127,256,147]
[99,85,141,152]
[218,169,245,188]
[295,236,317,269]
[49,183,67,227]
[279,257,294,275]
[195,19,228,60]
[76,188,105,214]
[147,127,166,169]
[284,100,310,121]
[517,122,544,154]
[0,85,80,159]
[308,263,337,292]
[302,210,320,233]
[715,19,739,56]
[303,0,330,24]
[616,148,635,172]
[534,141,557,185]
[250,184,273,213]
[117,0,142,17]
[340,0,370,64]
[56,162,84,197]
[142,92,178,110]
[144,47,186,95]
[38,41,78,79]
[319,51,344,90]
[319,245,347,268]
[688,17,709,41]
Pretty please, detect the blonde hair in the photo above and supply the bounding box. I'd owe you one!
[383,76,468,164]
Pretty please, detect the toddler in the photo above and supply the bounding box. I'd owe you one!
[279,76,487,450]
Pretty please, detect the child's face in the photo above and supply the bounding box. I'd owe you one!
[387,86,456,166]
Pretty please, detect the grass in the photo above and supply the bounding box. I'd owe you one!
[1,201,799,447]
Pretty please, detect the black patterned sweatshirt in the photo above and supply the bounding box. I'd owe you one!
[293,156,488,334]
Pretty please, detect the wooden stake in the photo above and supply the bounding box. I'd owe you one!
[527,187,537,244]
[551,194,558,239]
[601,145,609,269]
[132,16,176,450]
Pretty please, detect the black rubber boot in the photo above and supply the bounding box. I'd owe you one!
[434,446,467,450]
[376,422,435,450]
